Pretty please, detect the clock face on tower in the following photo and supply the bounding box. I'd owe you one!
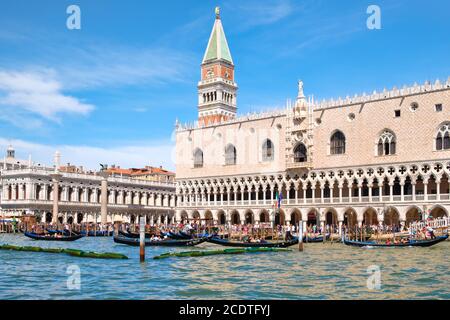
[206,68,214,79]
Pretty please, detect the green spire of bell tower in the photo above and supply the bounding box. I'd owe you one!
[202,7,234,65]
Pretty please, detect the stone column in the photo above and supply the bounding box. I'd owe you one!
[303,187,307,204]
[400,182,405,201]
[50,174,62,224]
[26,182,33,200]
[330,187,334,203]
[100,172,108,225]
[412,183,416,201]
[436,178,441,200]
[320,186,324,204]
[11,184,17,200]
[339,185,343,203]
[338,220,343,236]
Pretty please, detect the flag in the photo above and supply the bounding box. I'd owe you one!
[276,191,283,208]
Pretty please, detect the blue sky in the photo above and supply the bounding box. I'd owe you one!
[0,0,449,170]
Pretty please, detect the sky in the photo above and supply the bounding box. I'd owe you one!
[0,0,449,171]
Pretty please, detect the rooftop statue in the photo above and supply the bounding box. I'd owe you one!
[298,80,305,99]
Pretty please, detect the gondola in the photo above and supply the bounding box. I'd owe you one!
[179,231,211,239]
[24,232,84,242]
[79,230,113,237]
[303,234,330,243]
[168,231,190,240]
[207,236,299,248]
[113,236,208,247]
[119,230,153,239]
[343,234,448,248]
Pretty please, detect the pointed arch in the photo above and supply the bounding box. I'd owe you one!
[262,139,274,161]
[330,130,346,155]
[436,122,450,150]
[193,148,204,168]
[378,129,396,156]
[225,144,237,165]
[294,143,307,162]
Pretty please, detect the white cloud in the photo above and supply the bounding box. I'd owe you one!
[232,0,294,28]
[42,45,193,90]
[0,138,175,172]
[0,70,94,122]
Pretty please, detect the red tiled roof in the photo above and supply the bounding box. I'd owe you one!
[106,166,174,176]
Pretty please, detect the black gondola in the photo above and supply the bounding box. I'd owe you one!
[119,230,153,238]
[24,232,84,242]
[343,234,448,248]
[302,234,331,243]
[113,236,207,247]
[168,231,190,240]
[207,236,298,248]
[80,230,113,237]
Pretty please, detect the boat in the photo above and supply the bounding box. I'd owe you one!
[168,231,190,240]
[113,236,208,247]
[343,234,448,248]
[24,232,84,242]
[118,230,152,239]
[179,231,211,239]
[79,230,113,237]
[303,234,330,243]
[207,236,299,248]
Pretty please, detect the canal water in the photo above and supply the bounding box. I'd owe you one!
[0,234,448,300]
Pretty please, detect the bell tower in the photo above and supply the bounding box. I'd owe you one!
[198,7,238,126]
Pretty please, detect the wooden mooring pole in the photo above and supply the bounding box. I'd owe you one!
[298,222,304,252]
[139,217,145,262]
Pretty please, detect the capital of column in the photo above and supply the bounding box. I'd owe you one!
[50,173,62,182]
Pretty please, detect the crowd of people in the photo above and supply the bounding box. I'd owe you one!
[2,216,446,243]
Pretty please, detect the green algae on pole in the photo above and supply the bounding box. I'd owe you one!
[153,247,291,260]
[0,244,128,260]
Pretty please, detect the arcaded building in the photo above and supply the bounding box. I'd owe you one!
[175,9,450,230]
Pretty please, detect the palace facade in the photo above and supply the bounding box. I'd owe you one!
[174,8,450,230]
[0,148,176,224]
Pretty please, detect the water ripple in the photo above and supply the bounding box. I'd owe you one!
[0,235,449,299]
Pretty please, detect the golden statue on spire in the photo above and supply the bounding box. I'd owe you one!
[215,6,220,19]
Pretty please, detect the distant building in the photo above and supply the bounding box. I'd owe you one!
[106,165,175,183]
[0,148,175,224]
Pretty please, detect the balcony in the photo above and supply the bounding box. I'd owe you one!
[285,160,313,170]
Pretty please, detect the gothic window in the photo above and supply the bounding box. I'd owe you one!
[262,139,274,161]
[436,123,450,150]
[225,144,237,165]
[193,148,203,168]
[294,143,307,163]
[378,130,396,156]
[330,131,346,155]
